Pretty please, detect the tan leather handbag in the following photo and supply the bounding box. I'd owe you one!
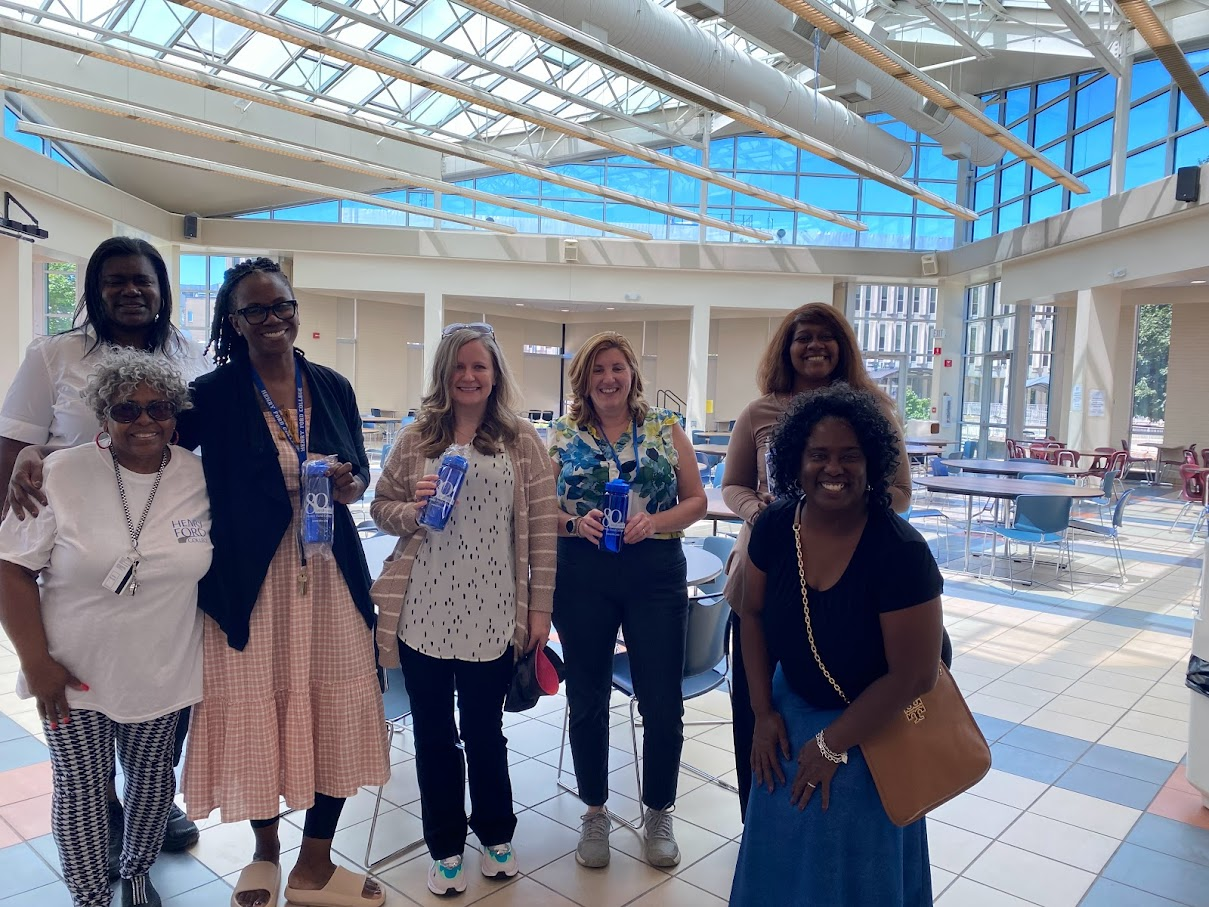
[794,505,991,827]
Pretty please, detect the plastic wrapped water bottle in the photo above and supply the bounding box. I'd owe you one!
[302,457,336,553]
[599,478,630,554]
[419,446,470,532]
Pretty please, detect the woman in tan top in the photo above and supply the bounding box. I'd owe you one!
[722,302,911,819]
[370,323,557,896]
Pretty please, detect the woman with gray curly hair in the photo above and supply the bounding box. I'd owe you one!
[0,348,211,907]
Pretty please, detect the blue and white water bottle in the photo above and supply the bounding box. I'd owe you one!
[302,459,335,546]
[419,447,469,532]
[599,478,630,554]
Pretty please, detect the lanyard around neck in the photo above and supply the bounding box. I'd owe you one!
[594,417,641,476]
[251,358,306,469]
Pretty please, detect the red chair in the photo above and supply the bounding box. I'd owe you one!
[1173,463,1209,540]
[1185,449,1199,465]
[1201,448,1209,469]
[1055,449,1080,467]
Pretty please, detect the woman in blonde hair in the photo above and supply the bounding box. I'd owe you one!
[370,323,557,896]
[548,331,706,870]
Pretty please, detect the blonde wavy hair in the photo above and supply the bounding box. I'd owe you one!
[82,347,193,423]
[565,332,649,429]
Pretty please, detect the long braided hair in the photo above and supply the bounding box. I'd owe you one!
[73,237,185,356]
[206,257,289,365]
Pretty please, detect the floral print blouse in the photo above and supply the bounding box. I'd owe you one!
[549,407,683,539]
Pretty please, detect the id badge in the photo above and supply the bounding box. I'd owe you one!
[101,554,139,595]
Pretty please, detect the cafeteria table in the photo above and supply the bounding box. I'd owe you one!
[940,458,1088,478]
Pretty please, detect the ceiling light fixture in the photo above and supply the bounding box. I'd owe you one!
[0,17,771,242]
[0,192,49,242]
[1115,0,1209,123]
[768,0,1089,193]
[16,123,516,233]
[171,0,860,231]
[1192,279,1207,285]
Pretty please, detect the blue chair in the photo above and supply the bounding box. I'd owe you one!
[906,504,950,563]
[1079,470,1118,522]
[711,459,726,488]
[929,457,950,477]
[1070,489,1133,583]
[987,495,1074,593]
[363,668,425,867]
[1020,474,1076,485]
[960,440,977,459]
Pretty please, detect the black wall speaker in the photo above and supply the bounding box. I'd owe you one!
[183,213,199,238]
[1175,166,1200,203]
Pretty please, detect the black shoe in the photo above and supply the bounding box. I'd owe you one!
[161,803,199,852]
[108,801,124,883]
[121,874,161,907]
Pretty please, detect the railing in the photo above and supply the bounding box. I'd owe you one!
[657,389,687,426]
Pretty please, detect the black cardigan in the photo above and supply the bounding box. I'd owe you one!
[177,350,373,651]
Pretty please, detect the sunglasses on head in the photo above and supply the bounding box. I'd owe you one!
[234,300,298,324]
[109,400,177,423]
[442,322,494,338]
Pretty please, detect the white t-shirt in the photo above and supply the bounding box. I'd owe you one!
[0,330,210,447]
[0,444,212,723]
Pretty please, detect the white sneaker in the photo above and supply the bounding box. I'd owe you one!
[575,810,611,868]
[480,842,519,879]
[642,807,681,867]
[428,855,466,896]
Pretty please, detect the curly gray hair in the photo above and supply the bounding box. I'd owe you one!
[82,347,193,424]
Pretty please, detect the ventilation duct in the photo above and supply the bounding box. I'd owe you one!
[677,0,725,22]
[517,0,914,175]
[716,0,1006,166]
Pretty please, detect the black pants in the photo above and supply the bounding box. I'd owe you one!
[553,537,688,811]
[400,643,516,860]
[250,793,345,840]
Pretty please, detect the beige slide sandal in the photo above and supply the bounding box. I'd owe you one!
[284,866,386,907]
[230,861,281,907]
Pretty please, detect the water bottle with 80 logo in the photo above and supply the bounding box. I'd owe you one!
[302,458,335,546]
[599,478,630,553]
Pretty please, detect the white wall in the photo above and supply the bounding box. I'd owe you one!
[1164,301,1209,449]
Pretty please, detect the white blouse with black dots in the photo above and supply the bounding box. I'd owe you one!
[399,447,517,661]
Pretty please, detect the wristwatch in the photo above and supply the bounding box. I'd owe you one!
[565,516,580,536]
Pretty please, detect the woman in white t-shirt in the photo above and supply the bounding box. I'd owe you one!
[0,348,211,907]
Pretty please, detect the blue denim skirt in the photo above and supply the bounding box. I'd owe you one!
[729,668,932,906]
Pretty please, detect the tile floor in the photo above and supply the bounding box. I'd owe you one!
[0,485,1207,905]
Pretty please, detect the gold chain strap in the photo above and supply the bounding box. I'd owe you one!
[793,501,850,706]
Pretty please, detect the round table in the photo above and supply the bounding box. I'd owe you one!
[694,443,730,458]
[940,458,1087,478]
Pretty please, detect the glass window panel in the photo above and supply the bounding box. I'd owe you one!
[235,211,271,219]
[1175,128,1209,169]
[1070,166,1109,207]
[325,67,386,104]
[405,190,433,207]
[375,34,424,63]
[732,208,794,243]
[670,173,700,205]
[708,138,735,170]
[1128,92,1169,150]
[860,181,914,215]
[50,147,74,168]
[878,120,918,142]
[1072,120,1112,171]
[707,183,732,205]
[799,175,857,210]
[273,201,339,221]
[858,215,913,249]
[605,203,668,229]
[1029,184,1063,222]
[916,144,957,180]
[1188,48,1209,69]
[4,108,44,153]
[999,161,1026,202]
[1036,78,1069,106]
[795,214,856,247]
[1124,145,1167,190]
[180,13,249,56]
[919,180,957,203]
[997,200,1024,232]
[475,173,540,196]
[115,0,187,44]
[341,201,408,226]
[1034,99,1069,146]
[607,167,670,202]
[1178,89,1209,131]
[667,145,703,165]
[276,0,331,27]
[972,216,992,242]
[735,135,797,171]
[798,151,849,175]
[1131,58,1169,101]
[732,171,793,203]
[973,175,994,212]
[400,0,460,41]
[1005,87,1030,125]
[705,207,735,243]
[227,32,294,76]
[914,217,955,251]
[1075,76,1114,126]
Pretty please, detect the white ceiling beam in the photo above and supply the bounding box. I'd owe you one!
[1039,0,1124,76]
[1116,0,1209,122]
[906,0,994,58]
[0,19,771,239]
[170,0,860,228]
[18,122,520,232]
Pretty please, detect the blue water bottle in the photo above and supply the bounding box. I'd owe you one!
[599,478,630,554]
[302,459,335,546]
[419,449,469,532]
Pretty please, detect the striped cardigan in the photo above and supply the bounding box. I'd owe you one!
[369,421,558,669]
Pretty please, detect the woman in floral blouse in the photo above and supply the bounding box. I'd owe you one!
[548,331,706,871]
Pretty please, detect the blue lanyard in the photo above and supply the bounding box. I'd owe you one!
[251,359,307,470]
[594,418,641,476]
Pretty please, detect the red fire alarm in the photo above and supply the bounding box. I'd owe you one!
[933,346,942,355]
[944,359,953,368]
[312,332,321,339]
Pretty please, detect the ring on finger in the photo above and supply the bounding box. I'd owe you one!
[806,782,818,789]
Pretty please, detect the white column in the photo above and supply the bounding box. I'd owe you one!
[0,239,35,396]
[1067,287,1122,451]
[422,289,444,386]
[930,277,965,440]
[686,302,710,429]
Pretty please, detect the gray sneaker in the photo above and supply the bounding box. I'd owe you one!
[642,807,681,867]
[576,810,611,868]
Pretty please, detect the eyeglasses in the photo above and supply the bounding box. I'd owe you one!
[234,300,298,324]
[442,322,494,338]
[109,400,177,423]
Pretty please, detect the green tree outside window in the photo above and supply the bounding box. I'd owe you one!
[46,262,76,335]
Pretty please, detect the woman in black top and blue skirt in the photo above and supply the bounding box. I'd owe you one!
[730,384,943,906]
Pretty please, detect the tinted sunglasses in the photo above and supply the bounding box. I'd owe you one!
[109,400,177,423]
[442,321,494,338]
[235,300,298,324]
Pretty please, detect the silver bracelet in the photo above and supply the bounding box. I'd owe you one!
[815,729,848,765]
